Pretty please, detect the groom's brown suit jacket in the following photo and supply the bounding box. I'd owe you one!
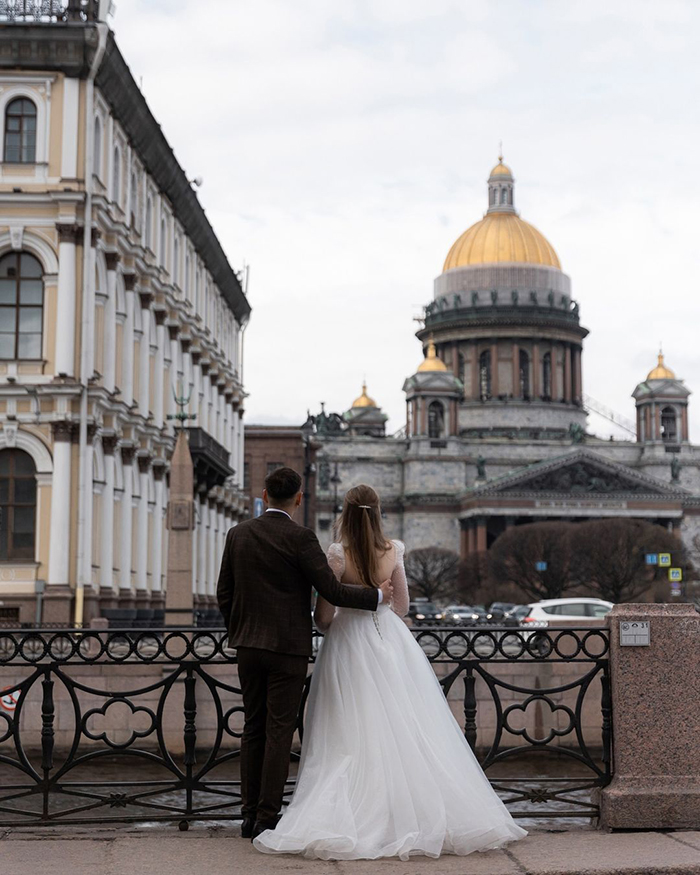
[216,511,378,657]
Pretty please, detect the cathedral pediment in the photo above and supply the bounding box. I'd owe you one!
[474,449,687,499]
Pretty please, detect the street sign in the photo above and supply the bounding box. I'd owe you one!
[645,553,658,565]
[658,553,672,567]
[620,621,650,646]
[670,583,682,597]
[0,690,19,712]
[535,561,547,572]
[668,568,683,582]
[253,497,264,518]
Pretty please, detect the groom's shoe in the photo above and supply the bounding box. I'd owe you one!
[251,816,280,841]
[240,817,256,839]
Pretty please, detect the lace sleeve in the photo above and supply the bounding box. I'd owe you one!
[314,544,344,632]
[390,540,410,618]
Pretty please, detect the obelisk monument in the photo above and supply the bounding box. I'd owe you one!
[165,429,195,626]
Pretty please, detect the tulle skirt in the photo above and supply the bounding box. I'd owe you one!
[254,604,526,860]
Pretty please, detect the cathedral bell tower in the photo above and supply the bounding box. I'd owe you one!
[633,352,690,448]
[403,341,463,441]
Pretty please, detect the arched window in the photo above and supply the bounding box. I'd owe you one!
[542,352,552,399]
[519,349,530,399]
[458,352,466,386]
[112,145,121,205]
[500,188,508,204]
[0,448,36,560]
[0,252,44,359]
[185,254,191,300]
[160,216,167,266]
[145,196,153,249]
[479,350,491,400]
[4,98,37,163]
[129,171,137,224]
[93,116,102,179]
[428,401,444,439]
[661,406,677,442]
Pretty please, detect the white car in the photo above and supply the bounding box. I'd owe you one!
[522,597,613,626]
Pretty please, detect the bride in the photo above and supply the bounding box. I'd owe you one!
[254,484,526,861]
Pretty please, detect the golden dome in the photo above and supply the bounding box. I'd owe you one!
[443,211,560,271]
[351,381,377,408]
[647,352,675,381]
[489,160,512,177]
[417,341,448,373]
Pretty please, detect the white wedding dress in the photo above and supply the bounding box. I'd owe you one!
[254,541,526,861]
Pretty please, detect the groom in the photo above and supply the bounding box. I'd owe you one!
[217,466,393,840]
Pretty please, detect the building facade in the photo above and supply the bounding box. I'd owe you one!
[0,3,250,625]
[311,158,700,576]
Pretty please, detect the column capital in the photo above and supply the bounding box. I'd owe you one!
[139,290,153,310]
[120,443,137,465]
[105,251,120,271]
[154,308,167,326]
[56,223,81,244]
[167,322,180,341]
[123,273,137,292]
[101,432,119,455]
[200,361,210,376]
[51,420,74,442]
[188,345,199,361]
[137,453,152,474]
[152,460,167,481]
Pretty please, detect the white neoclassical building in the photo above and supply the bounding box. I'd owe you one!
[0,2,250,625]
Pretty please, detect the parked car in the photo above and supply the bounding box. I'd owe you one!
[443,605,485,626]
[522,598,614,625]
[502,605,530,627]
[486,602,517,623]
[408,600,444,624]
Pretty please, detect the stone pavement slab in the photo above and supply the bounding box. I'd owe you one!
[1,825,700,874]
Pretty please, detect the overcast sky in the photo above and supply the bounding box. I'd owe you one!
[113,0,699,439]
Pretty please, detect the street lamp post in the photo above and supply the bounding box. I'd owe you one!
[301,414,315,529]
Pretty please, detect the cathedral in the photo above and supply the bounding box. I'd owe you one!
[312,158,700,574]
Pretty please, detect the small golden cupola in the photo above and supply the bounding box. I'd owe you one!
[417,340,448,373]
[647,351,675,381]
[351,381,377,409]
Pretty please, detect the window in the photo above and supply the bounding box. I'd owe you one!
[112,146,121,205]
[185,254,191,300]
[266,461,284,475]
[4,98,37,163]
[661,407,677,442]
[93,117,102,179]
[519,349,530,399]
[500,188,507,204]
[173,236,180,286]
[243,462,250,489]
[130,171,137,225]
[0,449,37,560]
[590,604,612,618]
[542,352,552,398]
[0,252,44,359]
[428,401,444,439]
[160,217,167,266]
[479,350,491,400]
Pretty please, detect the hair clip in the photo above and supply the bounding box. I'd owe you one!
[357,505,373,509]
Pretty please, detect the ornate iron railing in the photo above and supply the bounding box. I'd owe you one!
[0,0,97,22]
[0,625,611,827]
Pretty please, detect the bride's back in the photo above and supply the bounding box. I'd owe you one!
[340,542,395,587]
[335,483,393,589]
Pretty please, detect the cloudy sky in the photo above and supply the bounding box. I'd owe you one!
[113,0,699,438]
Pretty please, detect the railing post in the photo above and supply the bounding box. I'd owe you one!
[600,668,612,783]
[183,669,197,766]
[463,663,477,751]
[600,603,700,828]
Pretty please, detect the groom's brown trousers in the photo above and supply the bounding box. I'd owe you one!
[237,646,308,824]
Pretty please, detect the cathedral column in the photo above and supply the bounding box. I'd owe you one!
[154,311,166,429]
[122,275,136,407]
[135,454,151,604]
[48,422,73,586]
[467,522,476,554]
[138,298,151,417]
[55,224,79,376]
[452,342,459,378]
[490,341,499,396]
[564,344,572,403]
[420,399,427,435]
[636,407,643,442]
[511,343,519,397]
[470,344,479,400]
[476,518,487,553]
[573,346,582,403]
[99,434,117,601]
[681,407,689,441]
[645,405,652,441]
[119,445,135,602]
[532,342,540,399]
[460,524,468,560]
[654,404,661,440]
[103,252,119,393]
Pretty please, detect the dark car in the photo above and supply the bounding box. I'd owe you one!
[443,605,484,626]
[487,602,517,623]
[408,600,445,625]
[502,605,530,627]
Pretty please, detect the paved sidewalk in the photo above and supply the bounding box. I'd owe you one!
[1,824,700,874]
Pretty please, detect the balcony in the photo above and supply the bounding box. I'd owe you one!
[0,0,98,22]
[187,427,233,493]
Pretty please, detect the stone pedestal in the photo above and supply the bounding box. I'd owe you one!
[165,431,195,626]
[600,603,700,829]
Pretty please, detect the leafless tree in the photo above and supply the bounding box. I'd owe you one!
[488,522,574,602]
[404,547,460,602]
[570,519,689,603]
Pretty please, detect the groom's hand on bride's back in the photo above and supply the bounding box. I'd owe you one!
[379,578,393,604]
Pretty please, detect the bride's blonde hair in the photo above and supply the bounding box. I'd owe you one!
[335,484,391,589]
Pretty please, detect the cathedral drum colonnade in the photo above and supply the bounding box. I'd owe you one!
[312,159,700,569]
[0,12,250,625]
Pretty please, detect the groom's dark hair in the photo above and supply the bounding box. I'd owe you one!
[265,466,302,502]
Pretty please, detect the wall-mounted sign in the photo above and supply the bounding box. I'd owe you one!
[620,621,650,647]
[645,553,658,565]
[668,568,683,582]
[535,561,547,572]
[658,553,672,567]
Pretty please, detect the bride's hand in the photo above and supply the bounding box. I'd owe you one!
[379,578,393,604]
